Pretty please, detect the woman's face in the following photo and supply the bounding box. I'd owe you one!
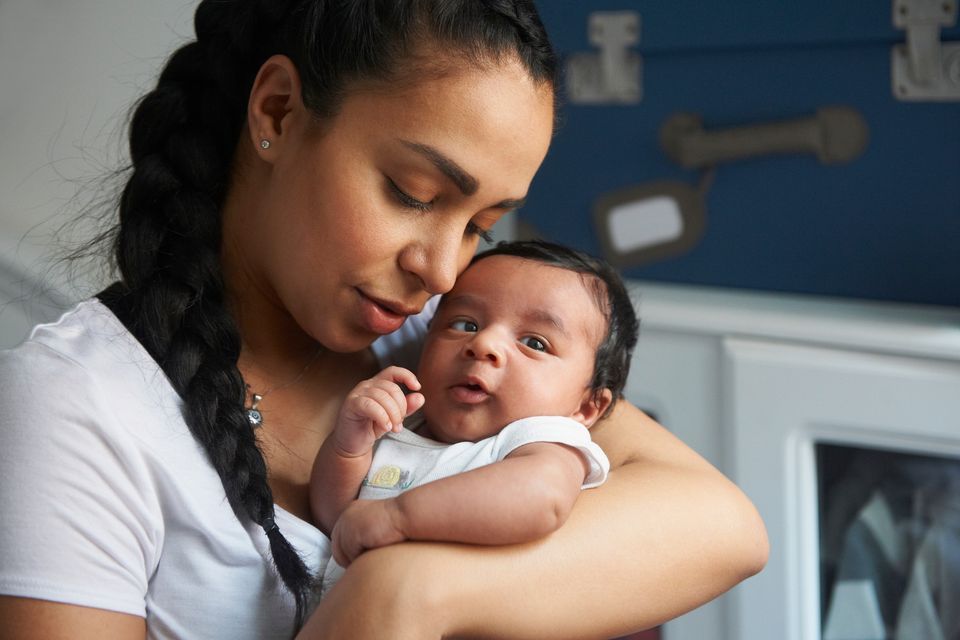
[234,58,554,353]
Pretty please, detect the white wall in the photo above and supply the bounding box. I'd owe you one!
[0,0,194,346]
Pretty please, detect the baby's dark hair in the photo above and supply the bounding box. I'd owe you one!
[470,240,639,418]
[95,0,556,630]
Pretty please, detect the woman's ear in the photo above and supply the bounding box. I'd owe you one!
[571,388,613,428]
[246,54,305,159]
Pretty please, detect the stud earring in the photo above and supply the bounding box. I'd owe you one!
[259,139,271,150]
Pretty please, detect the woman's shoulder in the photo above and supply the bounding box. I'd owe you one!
[3,299,160,404]
[2,298,144,372]
[0,298,181,447]
[0,300,170,616]
[0,301,315,631]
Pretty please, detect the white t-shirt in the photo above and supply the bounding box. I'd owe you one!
[0,296,437,639]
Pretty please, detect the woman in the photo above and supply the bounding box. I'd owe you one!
[0,1,768,638]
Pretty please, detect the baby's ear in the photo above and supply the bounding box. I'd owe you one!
[571,388,613,428]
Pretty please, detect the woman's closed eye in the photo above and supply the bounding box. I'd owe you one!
[388,177,493,243]
[387,177,434,212]
[466,221,494,244]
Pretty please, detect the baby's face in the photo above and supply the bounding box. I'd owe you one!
[417,255,606,444]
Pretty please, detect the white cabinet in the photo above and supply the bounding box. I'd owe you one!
[624,281,960,640]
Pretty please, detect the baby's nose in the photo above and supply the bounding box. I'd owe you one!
[464,331,504,365]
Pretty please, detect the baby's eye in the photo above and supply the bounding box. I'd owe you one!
[451,319,479,332]
[520,336,547,352]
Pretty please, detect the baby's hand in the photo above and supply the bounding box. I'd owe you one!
[331,498,406,566]
[333,366,425,457]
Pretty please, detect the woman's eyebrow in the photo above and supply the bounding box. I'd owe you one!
[399,140,527,210]
[400,140,478,195]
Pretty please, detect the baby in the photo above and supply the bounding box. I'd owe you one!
[311,240,639,593]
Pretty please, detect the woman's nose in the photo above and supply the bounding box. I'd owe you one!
[463,330,504,365]
[400,228,472,295]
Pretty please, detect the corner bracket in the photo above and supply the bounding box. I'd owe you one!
[566,11,642,105]
[891,0,960,101]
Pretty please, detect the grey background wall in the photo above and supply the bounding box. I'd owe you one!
[1,0,195,260]
[0,1,193,345]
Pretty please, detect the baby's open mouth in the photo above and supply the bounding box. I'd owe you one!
[450,381,491,403]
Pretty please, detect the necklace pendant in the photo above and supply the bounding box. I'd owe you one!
[247,393,264,427]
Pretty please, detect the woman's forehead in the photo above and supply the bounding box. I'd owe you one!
[335,59,553,155]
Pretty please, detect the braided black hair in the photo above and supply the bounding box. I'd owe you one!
[470,240,639,417]
[95,0,556,631]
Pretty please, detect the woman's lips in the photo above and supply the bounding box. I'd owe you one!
[356,290,411,335]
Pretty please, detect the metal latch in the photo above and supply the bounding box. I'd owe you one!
[892,0,960,100]
[565,11,642,104]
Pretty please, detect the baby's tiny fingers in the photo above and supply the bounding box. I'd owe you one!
[375,366,422,391]
[365,385,406,429]
[373,381,412,425]
[351,396,392,432]
[404,392,425,417]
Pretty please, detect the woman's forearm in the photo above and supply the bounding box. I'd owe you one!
[306,403,768,639]
[438,460,766,638]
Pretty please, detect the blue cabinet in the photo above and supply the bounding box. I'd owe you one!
[524,2,960,307]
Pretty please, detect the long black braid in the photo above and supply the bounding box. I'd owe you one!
[97,0,556,632]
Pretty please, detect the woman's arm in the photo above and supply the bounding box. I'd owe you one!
[0,598,145,640]
[301,402,768,639]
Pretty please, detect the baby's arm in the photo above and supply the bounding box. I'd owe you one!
[310,366,424,535]
[330,441,589,566]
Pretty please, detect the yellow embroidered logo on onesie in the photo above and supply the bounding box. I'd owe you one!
[367,465,403,488]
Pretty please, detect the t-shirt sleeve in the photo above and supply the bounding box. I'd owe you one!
[491,416,611,489]
[370,295,440,371]
[0,343,160,617]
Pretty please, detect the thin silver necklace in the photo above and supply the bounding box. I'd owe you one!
[244,347,322,428]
